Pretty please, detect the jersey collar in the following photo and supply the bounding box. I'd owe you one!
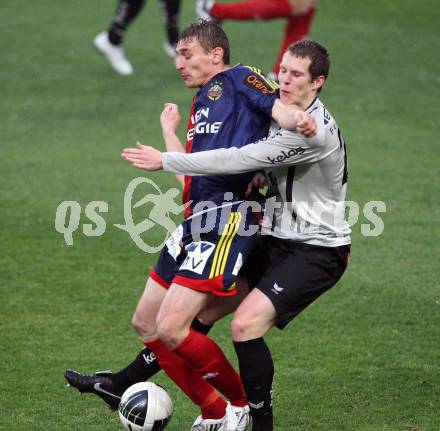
[305,97,320,113]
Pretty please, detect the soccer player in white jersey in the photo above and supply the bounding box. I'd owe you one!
[123,40,351,431]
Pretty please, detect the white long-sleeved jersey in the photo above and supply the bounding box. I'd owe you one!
[163,98,351,247]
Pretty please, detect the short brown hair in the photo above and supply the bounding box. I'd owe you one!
[179,20,230,65]
[287,40,330,83]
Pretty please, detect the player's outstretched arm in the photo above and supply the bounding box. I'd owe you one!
[272,99,316,136]
[122,123,324,176]
[161,127,325,176]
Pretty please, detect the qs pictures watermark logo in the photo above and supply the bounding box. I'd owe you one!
[54,177,186,253]
[55,177,387,254]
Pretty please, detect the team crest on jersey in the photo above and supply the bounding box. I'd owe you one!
[207,82,223,101]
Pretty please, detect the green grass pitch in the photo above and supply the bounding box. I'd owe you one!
[1,0,439,429]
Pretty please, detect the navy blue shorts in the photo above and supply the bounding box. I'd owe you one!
[150,204,259,296]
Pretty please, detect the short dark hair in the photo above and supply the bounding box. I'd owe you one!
[179,20,230,65]
[287,40,330,82]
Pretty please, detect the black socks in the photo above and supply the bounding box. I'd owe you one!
[234,338,274,431]
[111,347,161,393]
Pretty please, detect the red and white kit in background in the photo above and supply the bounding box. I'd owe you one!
[210,0,316,76]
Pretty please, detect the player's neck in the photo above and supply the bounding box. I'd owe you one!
[300,94,318,111]
[201,65,231,87]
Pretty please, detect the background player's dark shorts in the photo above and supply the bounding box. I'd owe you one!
[239,235,350,329]
[151,204,259,296]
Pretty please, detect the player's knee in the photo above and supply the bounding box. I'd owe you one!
[232,310,275,340]
[230,314,253,340]
[131,311,142,334]
[197,308,221,326]
[156,316,186,348]
[132,310,155,338]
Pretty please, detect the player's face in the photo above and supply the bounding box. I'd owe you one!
[175,38,219,88]
[278,52,323,109]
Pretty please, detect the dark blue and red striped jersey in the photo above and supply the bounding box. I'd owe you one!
[183,64,278,217]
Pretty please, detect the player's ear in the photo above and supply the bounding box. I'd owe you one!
[211,47,225,65]
[312,75,325,92]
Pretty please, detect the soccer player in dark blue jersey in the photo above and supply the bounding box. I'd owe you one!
[66,20,314,431]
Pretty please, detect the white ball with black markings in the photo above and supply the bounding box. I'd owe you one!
[118,382,173,431]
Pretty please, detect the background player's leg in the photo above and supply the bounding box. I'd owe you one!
[94,0,146,75]
[211,0,292,21]
[231,288,278,431]
[159,0,181,59]
[108,0,146,45]
[271,8,316,75]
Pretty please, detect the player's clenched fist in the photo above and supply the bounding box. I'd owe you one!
[160,103,181,133]
[295,111,316,137]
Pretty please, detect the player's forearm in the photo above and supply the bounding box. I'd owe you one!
[271,99,300,130]
[162,129,185,153]
[272,99,316,136]
[162,130,321,175]
[163,140,290,175]
[162,129,185,186]
[163,147,254,175]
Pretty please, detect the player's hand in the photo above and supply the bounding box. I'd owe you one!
[160,103,181,133]
[295,111,316,137]
[290,0,319,16]
[245,172,266,197]
[121,142,163,171]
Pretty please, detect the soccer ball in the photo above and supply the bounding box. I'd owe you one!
[118,382,173,431]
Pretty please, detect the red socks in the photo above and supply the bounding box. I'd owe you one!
[211,0,292,21]
[145,339,227,419]
[174,330,248,407]
[146,330,248,418]
[272,8,316,74]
